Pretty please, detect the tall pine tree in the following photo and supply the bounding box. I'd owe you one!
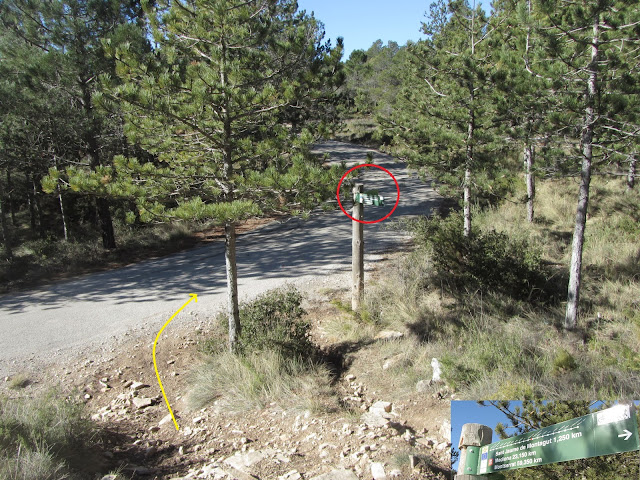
[534,0,640,329]
[100,0,344,352]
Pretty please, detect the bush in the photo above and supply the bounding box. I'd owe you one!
[413,214,554,302]
[238,287,313,359]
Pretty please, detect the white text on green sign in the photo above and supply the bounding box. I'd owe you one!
[476,404,640,474]
[354,193,385,206]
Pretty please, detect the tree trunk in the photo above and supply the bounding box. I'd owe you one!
[0,195,12,260]
[463,166,471,237]
[6,169,16,227]
[463,106,474,237]
[58,184,68,242]
[32,174,46,239]
[352,184,364,312]
[524,143,535,223]
[26,172,37,232]
[225,222,240,352]
[565,18,599,330]
[96,198,115,249]
[627,154,636,191]
[79,68,116,249]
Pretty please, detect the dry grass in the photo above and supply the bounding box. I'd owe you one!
[363,177,640,400]
[188,350,338,414]
[0,391,93,480]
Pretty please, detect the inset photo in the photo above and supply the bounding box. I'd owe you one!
[451,400,640,479]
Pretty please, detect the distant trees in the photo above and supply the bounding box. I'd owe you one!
[0,0,148,249]
[343,40,409,118]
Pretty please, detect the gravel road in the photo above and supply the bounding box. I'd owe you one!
[0,141,440,378]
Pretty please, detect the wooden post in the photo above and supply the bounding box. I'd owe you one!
[456,423,493,480]
[352,184,364,312]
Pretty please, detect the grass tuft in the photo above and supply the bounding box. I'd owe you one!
[188,350,337,413]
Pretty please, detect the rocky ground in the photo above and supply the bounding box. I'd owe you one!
[2,252,453,480]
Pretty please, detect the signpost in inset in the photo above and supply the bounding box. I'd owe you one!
[467,403,640,476]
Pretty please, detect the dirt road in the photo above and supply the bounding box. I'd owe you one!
[0,141,440,378]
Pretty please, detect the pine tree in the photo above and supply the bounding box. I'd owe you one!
[534,0,640,329]
[387,0,508,236]
[99,0,344,352]
[489,0,560,223]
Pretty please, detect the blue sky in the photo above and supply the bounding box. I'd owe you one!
[297,0,490,60]
[296,0,429,59]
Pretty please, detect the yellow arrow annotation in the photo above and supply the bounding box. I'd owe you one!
[153,293,198,431]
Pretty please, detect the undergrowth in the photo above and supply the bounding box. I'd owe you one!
[192,287,338,413]
[363,177,640,399]
[0,390,94,480]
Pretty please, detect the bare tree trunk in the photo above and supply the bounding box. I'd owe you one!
[628,154,636,191]
[352,184,364,311]
[225,222,240,352]
[565,18,599,330]
[57,184,68,242]
[6,169,16,227]
[524,143,535,223]
[26,172,37,232]
[464,106,474,237]
[32,174,46,239]
[463,167,471,237]
[0,188,12,260]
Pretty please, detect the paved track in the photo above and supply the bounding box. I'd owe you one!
[0,141,440,377]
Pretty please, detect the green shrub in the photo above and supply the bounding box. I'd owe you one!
[413,214,556,302]
[238,287,313,359]
[553,349,578,374]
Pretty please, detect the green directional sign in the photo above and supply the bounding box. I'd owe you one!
[474,404,640,475]
[354,192,385,206]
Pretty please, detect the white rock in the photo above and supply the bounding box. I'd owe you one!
[371,462,387,480]
[132,397,153,409]
[159,414,174,426]
[224,449,273,472]
[370,401,392,415]
[130,381,149,391]
[279,471,302,480]
[431,358,442,382]
[440,419,452,442]
[361,412,390,428]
